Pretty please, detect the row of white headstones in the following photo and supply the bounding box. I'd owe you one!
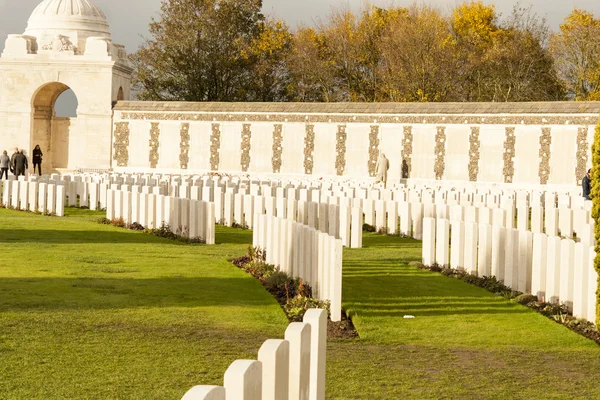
[2,172,594,398]
[182,308,327,400]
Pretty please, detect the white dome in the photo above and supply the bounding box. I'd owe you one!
[24,0,111,54]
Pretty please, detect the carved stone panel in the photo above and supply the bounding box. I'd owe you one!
[210,123,221,171]
[304,125,315,175]
[149,122,160,169]
[240,124,252,172]
[503,127,516,183]
[180,123,190,170]
[468,127,480,182]
[272,124,283,173]
[539,128,552,185]
[336,125,347,176]
[434,126,446,180]
[113,122,130,167]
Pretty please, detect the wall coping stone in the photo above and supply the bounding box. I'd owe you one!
[114,101,600,116]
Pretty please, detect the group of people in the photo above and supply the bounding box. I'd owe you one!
[0,145,43,180]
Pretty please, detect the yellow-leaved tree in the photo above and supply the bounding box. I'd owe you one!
[551,9,600,100]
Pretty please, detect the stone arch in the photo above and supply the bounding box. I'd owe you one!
[31,82,79,170]
[117,86,124,101]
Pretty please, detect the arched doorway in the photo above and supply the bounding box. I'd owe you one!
[31,82,79,171]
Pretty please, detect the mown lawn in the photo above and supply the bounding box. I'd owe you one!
[0,208,288,399]
[328,233,600,399]
[1,210,600,399]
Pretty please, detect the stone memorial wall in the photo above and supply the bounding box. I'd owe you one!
[112,102,600,186]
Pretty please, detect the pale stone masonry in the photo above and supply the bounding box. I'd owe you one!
[113,101,600,186]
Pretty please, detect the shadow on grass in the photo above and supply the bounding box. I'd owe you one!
[215,226,253,245]
[0,276,276,311]
[0,229,190,245]
[343,254,527,318]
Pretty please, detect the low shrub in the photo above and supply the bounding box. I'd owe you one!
[362,223,376,232]
[285,295,330,322]
[514,294,538,306]
[233,246,327,322]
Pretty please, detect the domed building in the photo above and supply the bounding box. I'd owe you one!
[0,0,132,171]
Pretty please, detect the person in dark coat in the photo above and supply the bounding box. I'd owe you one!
[13,150,28,177]
[0,150,9,180]
[582,169,592,200]
[32,144,43,175]
[9,147,18,174]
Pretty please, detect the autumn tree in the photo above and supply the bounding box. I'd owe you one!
[286,27,338,102]
[378,5,456,102]
[550,9,600,100]
[131,0,289,102]
[242,19,294,101]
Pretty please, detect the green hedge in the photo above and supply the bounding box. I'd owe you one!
[592,121,600,328]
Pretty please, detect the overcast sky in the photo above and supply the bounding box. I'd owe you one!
[1,0,599,55]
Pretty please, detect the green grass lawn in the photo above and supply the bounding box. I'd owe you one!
[0,208,288,399]
[1,210,599,399]
[328,233,600,399]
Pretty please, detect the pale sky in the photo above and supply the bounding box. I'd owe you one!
[0,0,598,115]
[1,0,599,54]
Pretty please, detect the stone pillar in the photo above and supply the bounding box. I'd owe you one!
[206,203,215,245]
[223,192,234,227]
[572,243,589,319]
[224,360,262,400]
[411,203,423,240]
[339,205,351,247]
[399,202,412,237]
[422,218,436,266]
[18,180,28,210]
[517,230,533,293]
[285,323,311,400]
[181,386,225,400]
[545,236,562,303]
[491,226,506,280]
[56,185,65,217]
[450,221,465,270]
[464,222,478,275]
[558,208,573,239]
[258,339,290,400]
[304,309,327,400]
[105,189,114,220]
[477,224,492,277]
[37,183,47,213]
[587,248,597,324]
[375,200,386,232]
[331,239,343,322]
[363,199,375,227]
[435,219,450,268]
[307,202,318,229]
[545,208,559,237]
[327,205,339,238]
[350,207,363,249]
[47,184,56,215]
[559,239,575,311]
[478,207,492,225]
[531,233,548,300]
[386,201,398,235]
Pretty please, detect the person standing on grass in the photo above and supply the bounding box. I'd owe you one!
[32,144,43,176]
[0,150,9,180]
[13,150,28,177]
[375,152,390,189]
[9,147,18,174]
[582,169,592,200]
